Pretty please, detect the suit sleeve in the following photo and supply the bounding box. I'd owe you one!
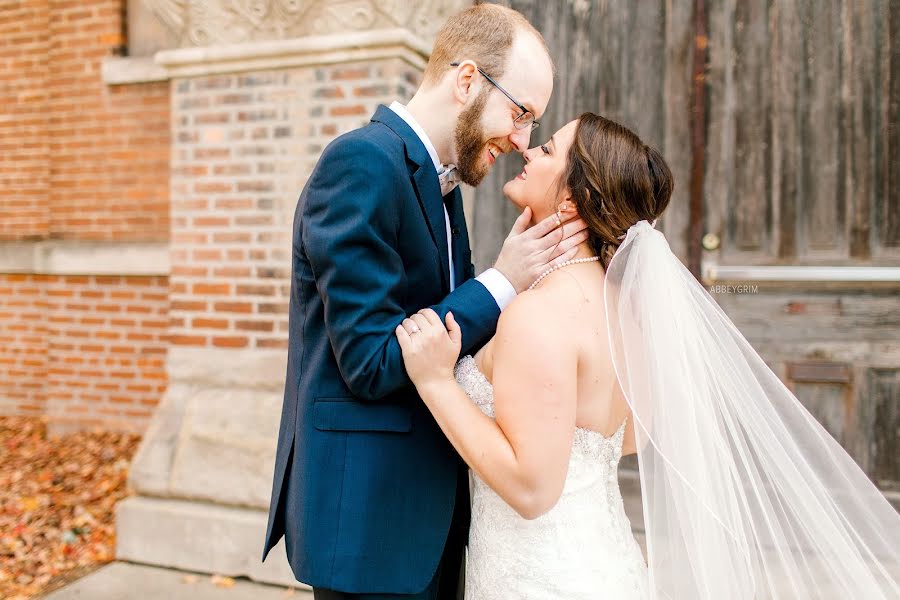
[302,137,500,402]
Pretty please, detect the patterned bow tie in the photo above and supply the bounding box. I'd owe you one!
[437,164,460,196]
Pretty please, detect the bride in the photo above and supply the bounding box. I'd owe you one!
[395,113,900,599]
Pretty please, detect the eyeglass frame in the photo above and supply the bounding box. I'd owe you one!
[449,62,540,131]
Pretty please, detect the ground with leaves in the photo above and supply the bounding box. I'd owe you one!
[0,416,141,599]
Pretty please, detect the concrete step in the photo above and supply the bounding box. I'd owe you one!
[41,562,311,600]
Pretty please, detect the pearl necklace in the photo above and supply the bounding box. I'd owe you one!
[527,256,601,291]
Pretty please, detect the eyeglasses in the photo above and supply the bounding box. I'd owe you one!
[450,62,540,131]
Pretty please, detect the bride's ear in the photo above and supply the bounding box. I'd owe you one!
[556,194,578,215]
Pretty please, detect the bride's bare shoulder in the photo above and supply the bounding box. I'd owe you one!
[496,284,581,340]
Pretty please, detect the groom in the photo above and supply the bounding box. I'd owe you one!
[262,5,585,599]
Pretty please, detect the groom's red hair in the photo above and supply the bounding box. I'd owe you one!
[423,3,551,87]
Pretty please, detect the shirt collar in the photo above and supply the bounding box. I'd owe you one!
[389,101,441,172]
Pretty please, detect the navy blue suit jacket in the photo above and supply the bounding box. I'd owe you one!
[262,105,502,594]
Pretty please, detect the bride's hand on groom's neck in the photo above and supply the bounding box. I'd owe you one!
[493,207,590,293]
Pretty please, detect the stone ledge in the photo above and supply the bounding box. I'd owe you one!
[43,561,306,599]
[703,263,900,284]
[102,56,169,84]
[104,28,430,84]
[0,241,169,276]
[116,495,303,588]
[167,347,287,391]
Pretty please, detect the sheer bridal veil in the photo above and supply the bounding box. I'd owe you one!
[603,220,900,599]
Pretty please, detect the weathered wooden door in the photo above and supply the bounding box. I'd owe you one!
[470,0,899,499]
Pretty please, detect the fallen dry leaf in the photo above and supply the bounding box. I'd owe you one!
[210,573,236,588]
[0,416,140,599]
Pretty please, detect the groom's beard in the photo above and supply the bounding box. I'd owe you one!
[454,88,492,187]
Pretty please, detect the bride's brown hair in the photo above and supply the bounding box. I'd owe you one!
[559,113,674,269]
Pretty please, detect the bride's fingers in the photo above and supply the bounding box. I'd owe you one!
[545,247,580,270]
[401,317,420,335]
[417,308,442,328]
[525,210,560,239]
[410,313,430,333]
[548,229,590,260]
[395,324,411,350]
[557,217,588,240]
[445,312,461,345]
[527,209,577,240]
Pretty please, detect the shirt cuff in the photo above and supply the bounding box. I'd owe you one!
[475,268,517,311]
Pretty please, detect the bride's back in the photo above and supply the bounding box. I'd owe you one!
[476,258,636,451]
[538,262,633,440]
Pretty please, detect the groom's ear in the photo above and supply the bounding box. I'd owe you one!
[451,60,478,104]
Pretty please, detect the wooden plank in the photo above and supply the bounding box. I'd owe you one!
[844,0,876,260]
[621,0,666,148]
[792,381,854,450]
[877,0,900,252]
[662,0,695,262]
[867,368,899,487]
[787,361,852,383]
[595,1,626,124]
[790,383,855,452]
[772,0,801,261]
[729,0,772,257]
[797,0,846,259]
[702,0,736,264]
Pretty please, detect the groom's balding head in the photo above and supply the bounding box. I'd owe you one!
[423,4,554,89]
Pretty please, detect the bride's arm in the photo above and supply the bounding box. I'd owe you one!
[397,296,577,520]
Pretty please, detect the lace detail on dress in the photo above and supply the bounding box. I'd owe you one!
[453,355,495,416]
[454,355,650,599]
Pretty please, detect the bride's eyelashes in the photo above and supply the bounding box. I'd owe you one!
[540,144,550,155]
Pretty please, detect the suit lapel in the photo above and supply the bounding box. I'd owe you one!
[446,189,469,287]
[371,105,451,292]
[411,165,451,291]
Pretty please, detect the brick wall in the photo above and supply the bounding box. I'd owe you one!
[0,275,48,415]
[0,274,168,432]
[167,59,420,352]
[0,0,170,432]
[1,0,169,242]
[43,275,167,433]
[1,0,50,239]
[47,0,169,240]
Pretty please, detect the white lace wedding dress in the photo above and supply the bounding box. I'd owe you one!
[454,355,650,599]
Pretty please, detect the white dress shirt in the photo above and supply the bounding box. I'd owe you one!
[388,102,516,309]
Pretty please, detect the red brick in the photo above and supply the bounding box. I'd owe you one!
[193,318,229,329]
[192,282,231,295]
[330,105,366,117]
[212,336,249,348]
[213,302,253,314]
[235,320,274,332]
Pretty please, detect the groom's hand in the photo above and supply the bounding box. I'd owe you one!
[493,207,590,293]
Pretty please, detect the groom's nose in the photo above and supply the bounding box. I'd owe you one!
[508,127,531,153]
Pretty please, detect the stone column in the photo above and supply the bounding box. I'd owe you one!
[111,0,468,587]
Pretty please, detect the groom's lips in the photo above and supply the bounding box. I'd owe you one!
[486,143,507,166]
